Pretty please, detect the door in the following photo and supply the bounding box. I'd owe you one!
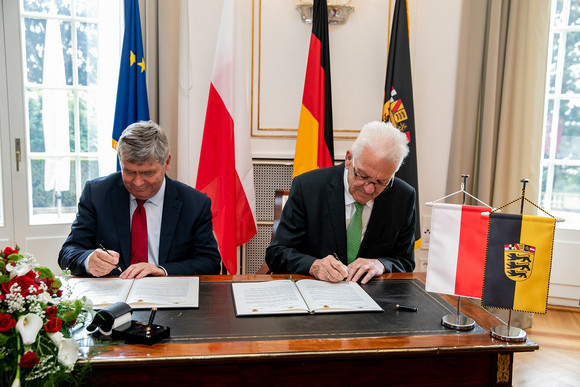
[0,0,120,272]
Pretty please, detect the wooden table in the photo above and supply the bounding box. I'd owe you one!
[82,273,538,386]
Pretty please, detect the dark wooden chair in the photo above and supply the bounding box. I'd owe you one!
[256,190,290,274]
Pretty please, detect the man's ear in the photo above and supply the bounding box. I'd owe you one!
[345,150,352,169]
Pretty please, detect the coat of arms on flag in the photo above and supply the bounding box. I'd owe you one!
[504,243,535,281]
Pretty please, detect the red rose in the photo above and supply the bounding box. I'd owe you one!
[45,305,58,319]
[3,247,19,257]
[19,351,40,368]
[44,317,62,333]
[0,313,16,332]
[2,275,39,297]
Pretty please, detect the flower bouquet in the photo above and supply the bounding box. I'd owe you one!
[0,246,90,386]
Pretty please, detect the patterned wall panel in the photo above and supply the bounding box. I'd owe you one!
[243,161,293,274]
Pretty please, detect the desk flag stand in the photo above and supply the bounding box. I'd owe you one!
[427,174,493,331]
[482,179,564,342]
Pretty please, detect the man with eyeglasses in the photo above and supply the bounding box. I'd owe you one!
[266,121,416,284]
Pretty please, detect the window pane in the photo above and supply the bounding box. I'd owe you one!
[553,0,565,27]
[544,99,554,159]
[557,99,580,159]
[562,31,580,94]
[23,0,71,15]
[27,88,44,152]
[78,90,98,152]
[75,0,98,18]
[23,18,45,85]
[548,32,560,94]
[81,158,100,185]
[551,165,580,210]
[30,158,76,224]
[570,0,580,25]
[77,22,98,86]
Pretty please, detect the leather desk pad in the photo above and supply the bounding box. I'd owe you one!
[128,278,486,344]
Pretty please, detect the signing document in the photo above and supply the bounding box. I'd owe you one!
[232,279,383,316]
[64,276,199,309]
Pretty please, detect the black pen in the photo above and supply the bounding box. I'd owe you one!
[333,252,349,283]
[146,307,157,337]
[396,304,418,312]
[99,244,123,273]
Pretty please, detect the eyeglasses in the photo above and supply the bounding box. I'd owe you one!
[352,158,395,191]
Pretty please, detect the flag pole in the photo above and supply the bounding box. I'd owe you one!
[489,179,530,342]
[441,174,476,331]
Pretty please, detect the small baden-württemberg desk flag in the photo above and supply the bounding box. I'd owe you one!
[112,0,150,155]
[293,0,334,178]
[482,213,556,314]
[425,203,491,299]
[382,0,420,249]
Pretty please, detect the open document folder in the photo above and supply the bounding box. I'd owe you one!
[231,279,383,316]
[64,276,199,309]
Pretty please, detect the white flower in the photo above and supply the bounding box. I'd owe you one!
[7,262,33,279]
[47,331,79,370]
[47,331,64,346]
[57,338,79,370]
[16,313,43,345]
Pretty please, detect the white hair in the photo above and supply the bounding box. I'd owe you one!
[350,121,409,170]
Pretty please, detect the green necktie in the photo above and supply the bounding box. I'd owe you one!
[347,202,364,264]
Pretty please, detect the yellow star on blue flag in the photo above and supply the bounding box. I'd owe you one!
[112,0,150,168]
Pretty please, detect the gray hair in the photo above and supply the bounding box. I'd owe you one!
[117,121,169,165]
[350,121,409,170]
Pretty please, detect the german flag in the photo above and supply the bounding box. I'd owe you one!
[482,213,556,314]
[293,0,334,178]
[382,0,420,249]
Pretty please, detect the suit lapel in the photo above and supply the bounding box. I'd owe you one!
[158,177,182,265]
[111,177,131,268]
[326,165,347,262]
[360,188,390,254]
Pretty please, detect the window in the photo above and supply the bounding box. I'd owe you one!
[541,0,580,229]
[20,0,120,224]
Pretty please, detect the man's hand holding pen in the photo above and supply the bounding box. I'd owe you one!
[87,247,121,277]
[309,255,348,283]
[309,254,385,285]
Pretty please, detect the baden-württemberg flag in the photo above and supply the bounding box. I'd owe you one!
[382,0,420,248]
[293,0,334,178]
[482,213,556,314]
[112,0,150,153]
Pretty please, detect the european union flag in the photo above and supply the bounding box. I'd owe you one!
[112,0,150,164]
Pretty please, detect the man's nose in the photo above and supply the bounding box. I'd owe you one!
[363,182,375,194]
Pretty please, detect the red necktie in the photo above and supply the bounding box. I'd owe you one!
[130,199,148,264]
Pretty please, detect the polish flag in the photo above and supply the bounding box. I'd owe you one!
[196,0,257,274]
[425,203,491,298]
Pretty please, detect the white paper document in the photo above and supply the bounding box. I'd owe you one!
[64,276,199,309]
[231,279,383,316]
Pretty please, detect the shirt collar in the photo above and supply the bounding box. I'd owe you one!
[131,176,166,207]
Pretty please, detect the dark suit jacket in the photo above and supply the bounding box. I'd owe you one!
[265,164,416,275]
[58,172,221,276]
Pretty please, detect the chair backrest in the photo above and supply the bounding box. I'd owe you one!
[257,189,289,274]
[272,189,290,241]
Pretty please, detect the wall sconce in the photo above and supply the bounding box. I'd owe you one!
[296,1,354,25]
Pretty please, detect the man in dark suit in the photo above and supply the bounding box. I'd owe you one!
[58,121,221,278]
[266,121,416,284]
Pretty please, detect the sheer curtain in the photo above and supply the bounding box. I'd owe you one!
[138,0,181,179]
[446,0,551,327]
